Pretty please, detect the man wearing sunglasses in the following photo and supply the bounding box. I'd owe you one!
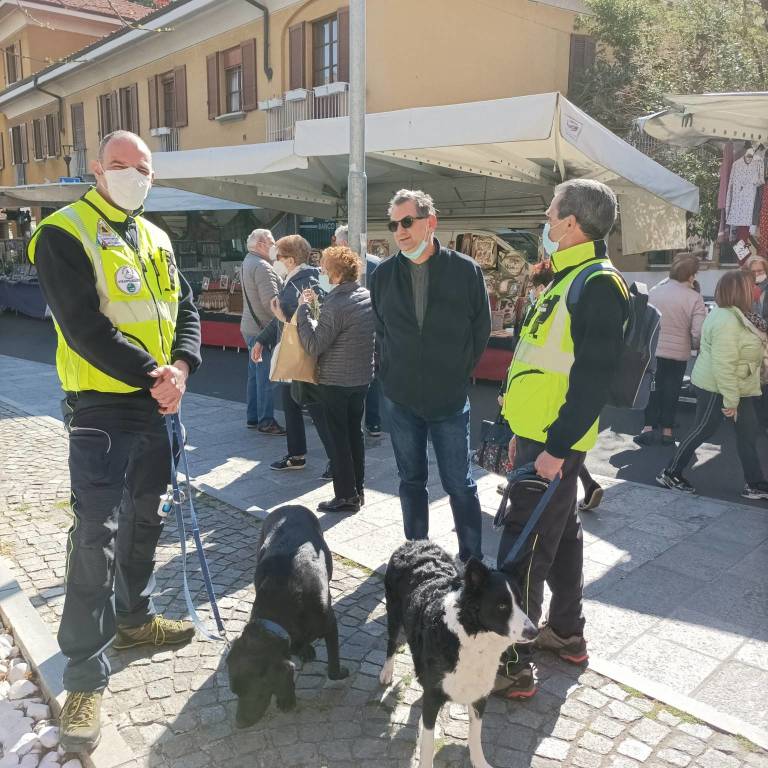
[370,189,491,563]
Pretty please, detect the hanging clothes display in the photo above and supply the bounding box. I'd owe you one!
[718,141,735,210]
[726,150,764,227]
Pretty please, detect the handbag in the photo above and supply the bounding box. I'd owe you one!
[472,411,513,476]
[269,310,318,384]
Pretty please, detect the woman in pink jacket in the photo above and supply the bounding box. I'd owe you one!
[635,255,707,446]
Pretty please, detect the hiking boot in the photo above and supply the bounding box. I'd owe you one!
[534,624,588,664]
[270,455,306,471]
[113,615,194,650]
[492,662,537,700]
[656,469,695,494]
[742,482,768,500]
[320,462,333,480]
[60,690,102,753]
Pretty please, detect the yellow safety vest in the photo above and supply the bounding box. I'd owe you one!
[28,188,180,394]
[502,240,626,452]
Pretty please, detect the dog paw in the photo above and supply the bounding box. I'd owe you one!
[379,657,395,685]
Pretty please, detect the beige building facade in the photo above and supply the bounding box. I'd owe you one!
[0,0,592,191]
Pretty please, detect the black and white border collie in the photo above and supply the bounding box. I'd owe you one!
[379,541,537,768]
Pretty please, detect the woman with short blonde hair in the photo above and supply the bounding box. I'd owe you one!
[295,245,375,513]
[658,269,768,499]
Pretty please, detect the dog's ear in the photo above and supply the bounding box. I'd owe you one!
[464,557,489,592]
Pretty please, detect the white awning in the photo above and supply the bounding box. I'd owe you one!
[0,182,255,212]
[639,92,768,148]
[294,92,700,214]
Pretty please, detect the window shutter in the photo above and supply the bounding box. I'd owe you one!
[53,112,61,156]
[206,53,220,119]
[20,123,28,163]
[0,133,4,170]
[110,91,119,134]
[97,94,108,139]
[288,22,306,90]
[240,39,257,112]
[41,117,48,158]
[568,34,595,96]
[15,41,21,81]
[148,75,159,130]
[173,65,188,127]
[337,7,349,83]
[129,83,140,133]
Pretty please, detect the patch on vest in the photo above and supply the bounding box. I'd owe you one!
[97,219,123,249]
[115,265,142,295]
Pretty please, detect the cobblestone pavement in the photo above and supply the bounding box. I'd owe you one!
[1,401,767,768]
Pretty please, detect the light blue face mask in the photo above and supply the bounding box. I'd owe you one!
[402,234,430,261]
[541,222,561,257]
[318,274,335,293]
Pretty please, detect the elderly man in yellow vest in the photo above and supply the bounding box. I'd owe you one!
[493,179,628,700]
[28,130,201,752]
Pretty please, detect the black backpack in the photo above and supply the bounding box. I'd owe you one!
[566,263,661,410]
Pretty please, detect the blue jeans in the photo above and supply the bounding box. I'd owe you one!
[365,376,381,428]
[246,336,276,426]
[385,397,482,562]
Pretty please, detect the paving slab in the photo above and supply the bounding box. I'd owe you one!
[1,354,768,745]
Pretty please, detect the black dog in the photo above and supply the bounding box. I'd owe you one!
[379,541,537,768]
[226,505,349,727]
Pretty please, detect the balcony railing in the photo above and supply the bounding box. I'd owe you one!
[262,82,349,143]
[151,127,180,152]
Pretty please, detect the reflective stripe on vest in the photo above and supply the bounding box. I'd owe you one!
[28,194,180,394]
[503,243,623,452]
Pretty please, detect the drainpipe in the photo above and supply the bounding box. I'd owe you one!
[33,74,65,139]
[243,0,274,81]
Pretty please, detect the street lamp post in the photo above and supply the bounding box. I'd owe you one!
[347,0,367,285]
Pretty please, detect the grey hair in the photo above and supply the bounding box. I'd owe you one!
[554,179,617,240]
[247,228,273,252]
[334,224,349,244]
[387,189,437,218]
[98,130,148,160]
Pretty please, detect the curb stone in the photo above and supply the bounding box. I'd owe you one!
[0,558,135,768]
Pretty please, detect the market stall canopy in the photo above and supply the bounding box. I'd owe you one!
[0,183,255,212]
[638,92,768,149]
[295,92,699,215]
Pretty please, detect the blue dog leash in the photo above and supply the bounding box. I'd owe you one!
[497,461,562,568]
[164,413,226,642]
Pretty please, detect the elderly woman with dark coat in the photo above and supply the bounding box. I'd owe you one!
[297,246,375,513]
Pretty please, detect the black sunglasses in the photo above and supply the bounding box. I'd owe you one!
[387,215,427,233]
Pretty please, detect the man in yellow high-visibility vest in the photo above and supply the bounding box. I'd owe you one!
[28,130,201,752]
[493,179,628,700]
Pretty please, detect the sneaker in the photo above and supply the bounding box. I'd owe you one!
[317,496,360,513]
[633,430,657,447]
[270,455,306,471]
[496,482,507,496]
[578,483,603,512]
[656,468,695,494]
[60,690,102,753]
[492,662,537,700]
[741,482,768,500]
[366,424,382,437]
[257,422,287,437]
[320,462,333,480]
[113,615,195,650]
[534,624,588,664]
[246,421,259,429]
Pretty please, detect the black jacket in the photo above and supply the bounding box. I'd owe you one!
[33,212,201,392]
[256,265,322,350]
[370,240,491,419]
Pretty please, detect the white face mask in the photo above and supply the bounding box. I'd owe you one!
[268,244,278,262]
[103,167,152,211]
[754,272,767,285]
[273,260,288,278]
